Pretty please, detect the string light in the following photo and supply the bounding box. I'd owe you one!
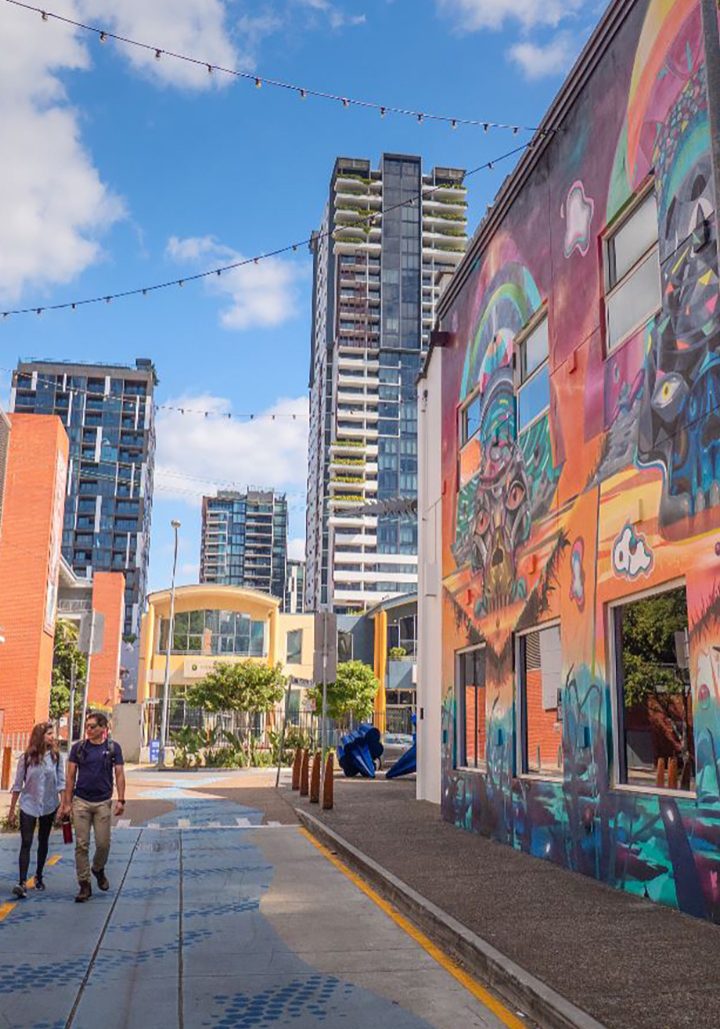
[0,143,533,319]
[5,365,417,421]
[7,0,551,136]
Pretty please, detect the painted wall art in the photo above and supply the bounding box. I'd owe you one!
[439,0,720,921]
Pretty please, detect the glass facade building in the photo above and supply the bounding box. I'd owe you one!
[200,489,288,601]
[11,358,156,640]
[306,154,467,612]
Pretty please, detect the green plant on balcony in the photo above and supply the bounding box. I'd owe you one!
[334,438,364,448]
[440,228,467,238]
[332,494,364,503]
[338,457,365,466]
[434,243,466,253]
[332,475,364,484]
[433,211,466,222]
[388,646,407,661]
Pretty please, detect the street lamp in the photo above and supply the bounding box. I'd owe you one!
[158,519,181,769]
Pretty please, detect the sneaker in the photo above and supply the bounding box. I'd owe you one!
[34,877,45,891]
[75,881,92,903]
[92,868,110,892]
[11,883,27,900]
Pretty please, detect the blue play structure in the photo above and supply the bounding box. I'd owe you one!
[386,714,417,779]
[386,740,416,778]
[337,723,383,778]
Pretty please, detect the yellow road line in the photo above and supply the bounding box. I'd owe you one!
[0,902,16,922]
[0,854,62,922]
[300,828,526,1029]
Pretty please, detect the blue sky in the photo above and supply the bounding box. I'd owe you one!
[0,0,600,592]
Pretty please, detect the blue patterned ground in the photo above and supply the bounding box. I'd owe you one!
[0,774,502,1029]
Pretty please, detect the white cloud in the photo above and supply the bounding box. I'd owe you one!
[166,235,306,330]
[508,31,576,78]
[0,0,242,304]
[436,0,582,30]
[0,4,123,303]
[154,393,309,506]
[79,0,243,89]
[288,537,306,561]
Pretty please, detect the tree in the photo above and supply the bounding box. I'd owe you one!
[308,660,379,723]
[620,587,692,783]
[186,661,286,715]
[621,589,688,706]
[50,620,87,723]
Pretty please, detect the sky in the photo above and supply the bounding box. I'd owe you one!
[0,0,604,593]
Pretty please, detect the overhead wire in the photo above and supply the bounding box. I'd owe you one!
[4,0,550,136]
[0,142,534,319]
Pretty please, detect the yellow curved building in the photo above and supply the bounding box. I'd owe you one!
[138,584,314,710]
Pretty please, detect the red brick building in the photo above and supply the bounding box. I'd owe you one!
[0,414,126,738]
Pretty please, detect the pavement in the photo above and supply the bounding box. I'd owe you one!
[294,776,720,1029]
[0,767,528,1029]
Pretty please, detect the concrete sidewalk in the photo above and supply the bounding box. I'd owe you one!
[294,777,720,1029]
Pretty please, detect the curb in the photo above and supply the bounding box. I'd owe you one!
[297,809,606,1029]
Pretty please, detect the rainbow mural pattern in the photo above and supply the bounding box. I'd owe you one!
[439,0,720,920]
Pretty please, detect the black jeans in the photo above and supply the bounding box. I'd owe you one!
[18,809,56,884]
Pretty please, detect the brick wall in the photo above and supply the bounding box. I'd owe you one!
[0,415,68,734]
[88,571,125,709]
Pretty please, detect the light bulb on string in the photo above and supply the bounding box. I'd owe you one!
[155,49,162,60]
[99,31,107,42]
[255,77,262,88]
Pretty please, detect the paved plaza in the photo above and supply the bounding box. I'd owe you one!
[0,769,522,1029]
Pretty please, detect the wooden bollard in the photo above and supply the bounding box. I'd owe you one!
[299,749,310,797]
[291,747,302,790]
[667,757,679,790]
[0,747,11,791]
[322,752,334,810]
[310,751,321,803]
[655,757,666,788]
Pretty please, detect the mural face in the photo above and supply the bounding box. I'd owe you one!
[438,0,720,921]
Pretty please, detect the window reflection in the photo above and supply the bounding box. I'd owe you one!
[158,609,266,657]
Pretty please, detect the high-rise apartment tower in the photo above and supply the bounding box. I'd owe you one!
[306,154,467,612]
[200,489,288,600]
[11,358,156,639]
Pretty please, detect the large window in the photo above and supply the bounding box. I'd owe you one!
[286,629,303,664]
[517,623,563,778]
[460,393,481,446]
[613,584,694,791]
[457,646,486,769]
[606,190,661,350]
[158,610,266,657]
[516,315,549,433]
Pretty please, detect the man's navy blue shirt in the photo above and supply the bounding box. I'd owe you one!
[69,740,124,802]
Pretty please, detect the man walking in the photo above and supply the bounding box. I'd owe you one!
[60,712,126,903]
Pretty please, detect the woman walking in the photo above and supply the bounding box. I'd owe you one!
[8,722,65,898]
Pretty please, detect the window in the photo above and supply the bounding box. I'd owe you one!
[157,609,267,657]
[518,623,563,778]
[612,584,694,791]
[286,629,303,664]
[516,315,549,433]
[337,630,353,663]
[460,394,481,445]
[606,190,661,350]
[457,646,486,769]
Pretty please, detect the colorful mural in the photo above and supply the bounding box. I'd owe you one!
[438,0,720,921]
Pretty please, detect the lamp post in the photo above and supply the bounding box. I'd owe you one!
[158,519,181,769]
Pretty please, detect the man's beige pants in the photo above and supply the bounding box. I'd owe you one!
[72,798,112,883]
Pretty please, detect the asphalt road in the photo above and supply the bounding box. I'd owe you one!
[0,768,524,1029]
